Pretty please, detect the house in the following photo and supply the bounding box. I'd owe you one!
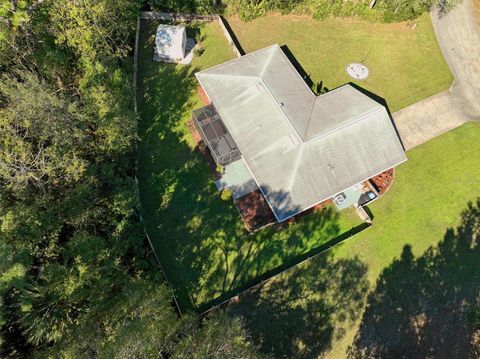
[193,44,407,223]
[155,25,187,62]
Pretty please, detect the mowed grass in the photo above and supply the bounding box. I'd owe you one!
[137,20,362,311]
[227,13,453,112]
[227,122,480,358]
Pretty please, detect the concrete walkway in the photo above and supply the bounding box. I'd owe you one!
[393,0,480,150]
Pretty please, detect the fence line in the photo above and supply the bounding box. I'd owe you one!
[199,222,372,317]
[217,16,244,57]
[139,11,244,58]
[132,16,183,316]
[140,11,217,22]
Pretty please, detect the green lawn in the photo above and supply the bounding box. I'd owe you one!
[227,122,480,358]
[137,20,362,311]
[227,13,453,112]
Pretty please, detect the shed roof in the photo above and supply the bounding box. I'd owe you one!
[196,44,407,221]
[155,24,185,59]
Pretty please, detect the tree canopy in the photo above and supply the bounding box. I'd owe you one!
[0,1,260,357]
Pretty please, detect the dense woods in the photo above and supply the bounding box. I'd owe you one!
[0,0,258,357]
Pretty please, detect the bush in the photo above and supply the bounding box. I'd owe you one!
[224,0,459,23]
[220,188,233,201]
[148,0,218,13]
[471,306,480,329]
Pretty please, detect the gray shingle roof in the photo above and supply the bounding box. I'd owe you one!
[196,44,407,221]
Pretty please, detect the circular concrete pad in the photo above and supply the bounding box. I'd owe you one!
[346,63,370,80]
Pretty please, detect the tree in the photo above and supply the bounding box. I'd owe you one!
[0,0,261,357]
[48,0,140,61]
[0,71,88,194]
[39,279,261,359]
[172,313,261,359]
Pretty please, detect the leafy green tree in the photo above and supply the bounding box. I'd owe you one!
[172,313,261,359]
[48,0,140,61]
[0,1,261,357]
[0,71,88,194]
[78,60,138,161]
[148,0,217,13]
[0,0,33,28]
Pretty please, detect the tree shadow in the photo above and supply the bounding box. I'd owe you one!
[349,199,480,359]
[226,251,370,358]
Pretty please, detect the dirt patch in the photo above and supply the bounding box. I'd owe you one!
[473,0,480,28]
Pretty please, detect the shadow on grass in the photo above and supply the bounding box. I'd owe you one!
[226,251,370,359]
[201,221,371,313]
[349,200,480,359]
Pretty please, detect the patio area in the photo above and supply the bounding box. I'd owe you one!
[215,160,258,200]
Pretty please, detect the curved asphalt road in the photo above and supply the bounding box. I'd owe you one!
[393,0,480,150]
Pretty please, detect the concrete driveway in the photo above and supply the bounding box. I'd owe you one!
[393,0,480,150]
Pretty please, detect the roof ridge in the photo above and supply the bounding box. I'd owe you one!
[256,77,303,143]
[259,45,277,78]
[287,145,305,191]
[274,45,316,99]
[301,100,317,140]
[197,72,260,80]
[195,44,279,76]
[305,106,385,143]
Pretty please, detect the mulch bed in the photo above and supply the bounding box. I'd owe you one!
[234,190,276,232]
[198,86,211,105]
[235,190,334,231]
[283,198,333,225]
[369,168,395,196]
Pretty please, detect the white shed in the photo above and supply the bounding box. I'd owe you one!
[155,25,187,61]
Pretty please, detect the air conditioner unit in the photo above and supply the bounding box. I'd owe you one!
[334,192,347,206]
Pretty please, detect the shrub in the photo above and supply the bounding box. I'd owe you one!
[224,0,459,23]
[471,306,480,329]
[148,0,218,14]
[220,188,233,201]
[193,45,205,57]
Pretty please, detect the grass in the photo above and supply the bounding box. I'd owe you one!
[137,20,362,312]
[227,122,480,358]
[227,12,453,112]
